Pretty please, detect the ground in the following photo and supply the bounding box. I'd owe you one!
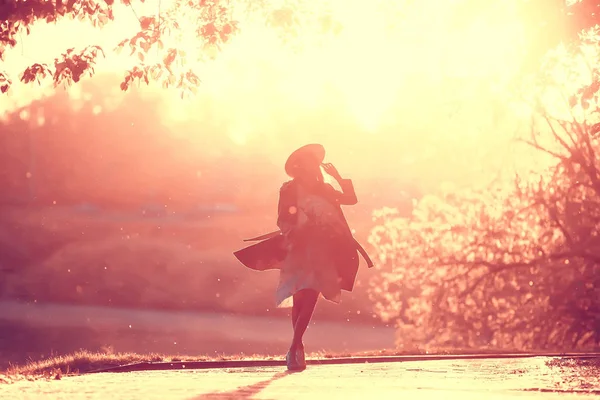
[2,357,600,399]
[0,300,395,369]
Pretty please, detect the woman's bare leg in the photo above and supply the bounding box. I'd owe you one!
[292,298,301,329]
[290,289,319,351]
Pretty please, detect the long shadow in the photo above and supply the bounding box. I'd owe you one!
[190,371,293,399]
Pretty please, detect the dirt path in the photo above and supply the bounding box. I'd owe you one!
[3,357,599,399]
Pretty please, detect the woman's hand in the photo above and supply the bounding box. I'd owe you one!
[322,163,343,181]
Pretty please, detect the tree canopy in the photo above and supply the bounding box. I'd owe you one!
[0,0,238,94]
[1,0,600,95]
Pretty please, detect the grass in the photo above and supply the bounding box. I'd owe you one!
[4,347,584,383]
[3,349,600,389]
[2,349,425,382]
[2,349,282,383]
[0,349,425,377]
[6,350,168,377]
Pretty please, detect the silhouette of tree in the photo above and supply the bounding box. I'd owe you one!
[564,0,600,39]
[2,1,599,95]
[368,36,600,352]
[0,0,239,94]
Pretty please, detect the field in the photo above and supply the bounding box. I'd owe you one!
[0,204,384,368]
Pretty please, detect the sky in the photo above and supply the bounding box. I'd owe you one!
[0,0,590,197]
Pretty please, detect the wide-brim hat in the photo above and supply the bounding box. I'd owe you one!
[284,143,325,178]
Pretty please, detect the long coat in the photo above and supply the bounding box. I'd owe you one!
[233,178,372,292]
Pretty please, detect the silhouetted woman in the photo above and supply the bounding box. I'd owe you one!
[234,144,372,371]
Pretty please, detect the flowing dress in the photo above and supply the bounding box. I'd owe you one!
[274,179,358,307]
[233,178,370,308]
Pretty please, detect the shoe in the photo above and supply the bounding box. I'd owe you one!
[296,345,306,368]
[286,348,306,371]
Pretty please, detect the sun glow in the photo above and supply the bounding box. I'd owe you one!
[0,0,581,191]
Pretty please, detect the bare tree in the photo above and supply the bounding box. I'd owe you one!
[368,35,600,352]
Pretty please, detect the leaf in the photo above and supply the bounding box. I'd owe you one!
[140,41,151,53]
[163,49,177,69]
[151,67,163,80]
[590,122,600,137]
[569,95,578,108]
[116,43,128,56]
[99,13,110,25]
[581,99,590,110]
[140,16,153,30]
